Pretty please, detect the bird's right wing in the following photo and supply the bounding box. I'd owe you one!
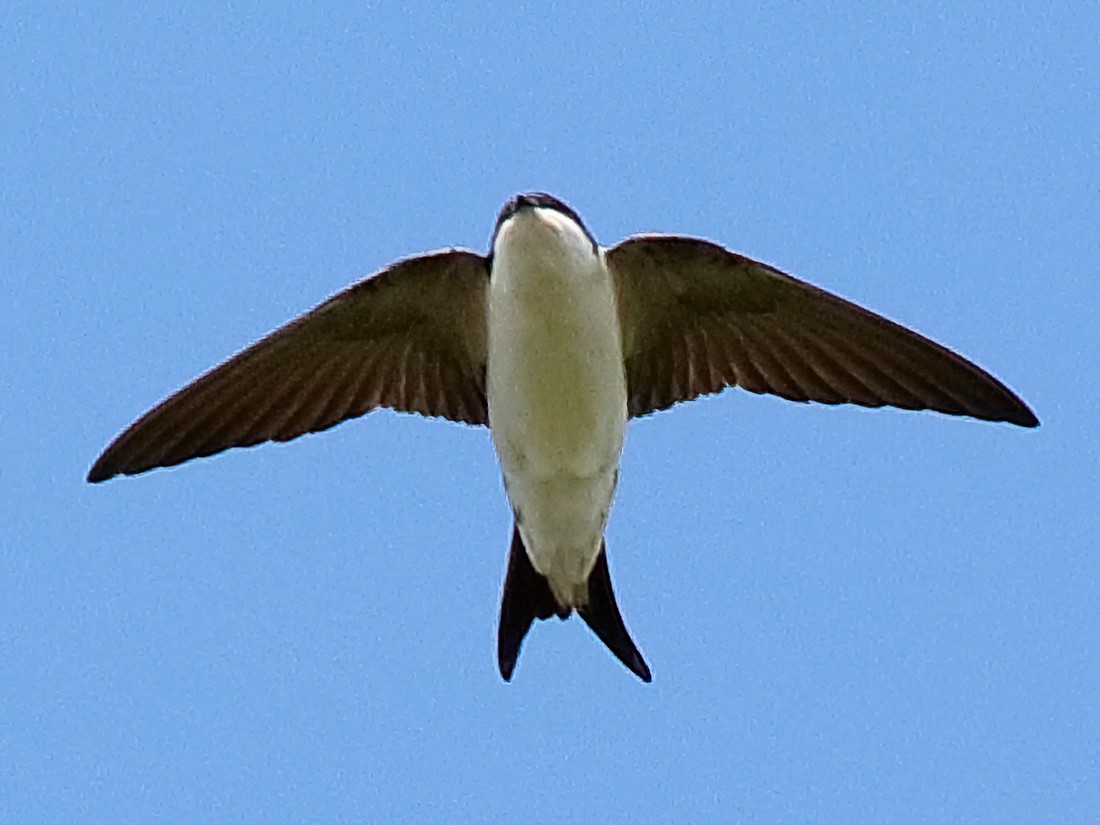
[88,249,490,482]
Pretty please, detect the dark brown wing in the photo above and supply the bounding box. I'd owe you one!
[88,249,490,482]
[607,235,1037,427]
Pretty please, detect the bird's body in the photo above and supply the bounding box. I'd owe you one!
[487,204,626,607]
[87,192,1038,682]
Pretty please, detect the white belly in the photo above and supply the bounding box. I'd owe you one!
[486,239,627,608]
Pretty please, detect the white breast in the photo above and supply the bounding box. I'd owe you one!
[486,208,628,607]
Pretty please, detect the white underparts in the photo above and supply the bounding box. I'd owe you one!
[486,208,628,608]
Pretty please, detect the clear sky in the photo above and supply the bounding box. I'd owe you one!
[3,3,1097,822]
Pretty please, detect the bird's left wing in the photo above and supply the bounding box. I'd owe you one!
[607,235,1037,426]
[88,249,490,482]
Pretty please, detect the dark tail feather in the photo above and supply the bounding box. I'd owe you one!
[497,523,563,681]
[497,529,652,683]
[578,543,652,682]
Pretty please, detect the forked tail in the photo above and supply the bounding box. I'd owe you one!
[497,523,651,682]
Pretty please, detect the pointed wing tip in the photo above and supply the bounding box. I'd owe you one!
[87,449,144,483]
[1011,408,1040,429]
[88,451,159,483]
[86,460,114,484]
[498,657,517,682]
[989,400,1039,429]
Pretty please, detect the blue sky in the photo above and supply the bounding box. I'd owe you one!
[3,2,1097,822]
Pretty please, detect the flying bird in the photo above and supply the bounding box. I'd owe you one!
[88,193,1038,682]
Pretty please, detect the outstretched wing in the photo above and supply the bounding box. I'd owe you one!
[607,235,1037,427]
[88,249,490,482]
